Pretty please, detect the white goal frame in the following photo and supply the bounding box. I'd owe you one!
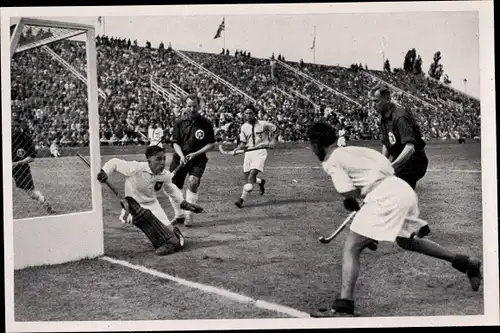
[7,18,104,269]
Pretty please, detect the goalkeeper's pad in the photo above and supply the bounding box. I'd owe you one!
[122,197,183,255]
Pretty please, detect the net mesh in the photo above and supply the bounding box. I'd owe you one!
[11,21,93,219]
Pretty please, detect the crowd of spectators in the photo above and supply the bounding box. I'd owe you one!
[10,29,481,150]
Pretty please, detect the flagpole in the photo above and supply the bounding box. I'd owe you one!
[313,26,316,64]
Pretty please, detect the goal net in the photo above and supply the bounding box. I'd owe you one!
[8,18,104,269]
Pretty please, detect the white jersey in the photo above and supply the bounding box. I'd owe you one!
[102,158,183,204]
[322,146,394,197]
[50,143,59,154]
[150,127,164,146]
[239,120,277,148]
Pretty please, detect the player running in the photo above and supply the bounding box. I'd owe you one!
[306,121,482,318]
[97,145,203,256]
[11,112,56,215]
[233,104,278,208]
[168,94,216,227]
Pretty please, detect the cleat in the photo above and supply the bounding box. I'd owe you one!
[367,240,378,251]
[43,202,56,215]
[171,216,185,225]
[361,240,378,251]
[310,308,354,318]
[155,242,181,256]
[417,225,431,238]
[259,179,266,195]
[467,259,482,291]
[235,198,243,208]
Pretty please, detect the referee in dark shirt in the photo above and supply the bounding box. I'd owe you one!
[370,86,429,190]
[168,94,215,227]
[11,112,56,215]
[366,86,429,252]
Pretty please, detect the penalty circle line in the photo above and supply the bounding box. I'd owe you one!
[100,256,310,318]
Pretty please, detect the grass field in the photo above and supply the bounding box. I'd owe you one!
[12,140,484,321]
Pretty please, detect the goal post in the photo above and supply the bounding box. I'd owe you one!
[7,17,104,269]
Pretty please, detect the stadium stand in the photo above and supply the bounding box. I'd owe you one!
[10,30,481,148]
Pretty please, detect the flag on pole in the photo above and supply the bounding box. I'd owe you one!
[97,16,103,25]
[213,17,225,39]
[310,27,316,50]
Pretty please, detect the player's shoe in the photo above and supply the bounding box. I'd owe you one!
[43,203,57,215]
[310,299,355,318]
[361,240,378,251]
[466,258,482,291]
[155,228,185,256]
[171,216,185,225]
[259,179,266,195]
[235,198,244,208]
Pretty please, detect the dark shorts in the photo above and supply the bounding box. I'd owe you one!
[169,155,208,189]
[394,151,428,190]
[13,164,35,191]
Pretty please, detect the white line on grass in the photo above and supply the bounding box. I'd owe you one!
[100,256,311,318]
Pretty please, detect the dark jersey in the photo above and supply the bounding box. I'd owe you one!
[380,105,426,158]
[12,129,37,162]
[171,115,215,159]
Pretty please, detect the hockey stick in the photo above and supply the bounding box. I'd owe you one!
[218,144,272,156]
[319,210,358,244]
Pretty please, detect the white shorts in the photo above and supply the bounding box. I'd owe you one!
[243,149,268,173]
[349,176,427,242]
[120,199,171,227]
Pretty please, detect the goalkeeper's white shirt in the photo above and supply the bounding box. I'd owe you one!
[102,158,183,205]
[239,120,277,148]
[322,146,395,197]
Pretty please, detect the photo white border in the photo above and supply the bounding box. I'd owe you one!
[2,1,497,331]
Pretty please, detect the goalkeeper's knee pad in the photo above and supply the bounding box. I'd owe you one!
[243,183,253,192]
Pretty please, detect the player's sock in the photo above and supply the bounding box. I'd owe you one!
[28,189,45,203]
[257,178,266,195]
[185,189,199,225]
[169,195,185,219]
[241,188,249,201]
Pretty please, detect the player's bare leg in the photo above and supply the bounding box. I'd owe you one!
[25,189,56,214]
[311,231,373,317]
[396,236,482,291]
[184,175,200,227]
[235,170,261,208]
